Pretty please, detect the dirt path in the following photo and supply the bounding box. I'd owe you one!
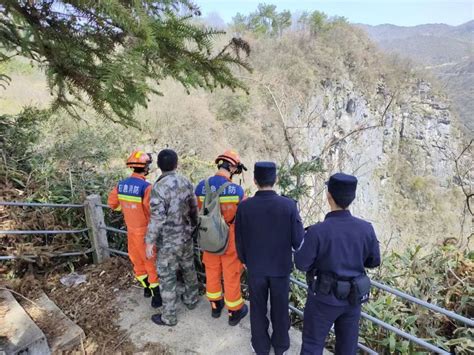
[117,287,307,355]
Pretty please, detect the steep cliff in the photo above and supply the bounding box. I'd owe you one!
[226,27,471,250]
[300,78,467,249]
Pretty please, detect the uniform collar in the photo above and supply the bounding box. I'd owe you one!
[158,170,176,181]
[215,171,232,182]
[325,210,351,219]
[255,190,277,196]
[131,173,146,180]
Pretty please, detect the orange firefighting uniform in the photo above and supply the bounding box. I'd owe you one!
[108,173,159,287]
[195,172,245,311]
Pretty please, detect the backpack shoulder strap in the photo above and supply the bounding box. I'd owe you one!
[203,178,212,209]
[202,178,232,209]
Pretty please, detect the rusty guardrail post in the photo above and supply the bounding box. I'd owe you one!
[84,194,110,263]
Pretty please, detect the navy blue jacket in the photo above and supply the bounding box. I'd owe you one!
[235,190,304,277]
[294,210,381,305]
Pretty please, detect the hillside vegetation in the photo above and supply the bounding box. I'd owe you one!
[1,4,473,354]
[1,3,471,259]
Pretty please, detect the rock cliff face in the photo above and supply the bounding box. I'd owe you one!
[290,78,468,249]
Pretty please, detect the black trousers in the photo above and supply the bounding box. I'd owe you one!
[301,293,361,355]
[248,274,290,355]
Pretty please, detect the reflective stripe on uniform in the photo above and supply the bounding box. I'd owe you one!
[225,297,244,308]
[136,275,148,287]
[149,282,160,296]
[206,291,223,300]
[118,194,142,203]
[198,195,239,203]
[219,196,240,203]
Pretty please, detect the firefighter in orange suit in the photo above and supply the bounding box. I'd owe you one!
[108,150,162,308]
[195,150,248,326]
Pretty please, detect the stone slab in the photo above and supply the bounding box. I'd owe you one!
[0,290,50,355]
[21,291,85,353]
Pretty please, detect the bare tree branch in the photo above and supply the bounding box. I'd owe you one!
[453,139,473,215]
[238,75,300,164]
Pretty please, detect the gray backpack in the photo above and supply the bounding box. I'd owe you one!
[197,179,231,255]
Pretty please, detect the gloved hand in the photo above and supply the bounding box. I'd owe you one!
[145,243,155,259]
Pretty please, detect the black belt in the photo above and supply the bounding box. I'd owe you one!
[307,271,371,305]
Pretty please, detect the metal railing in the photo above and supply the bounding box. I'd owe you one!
[0,201,84,208]
[0,228,89,235]
[370,280,473,327]
[2,198,472,354]
[0,200,92,260]
[0,248,94,260]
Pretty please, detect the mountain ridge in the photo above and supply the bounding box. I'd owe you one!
[356,20,474,133]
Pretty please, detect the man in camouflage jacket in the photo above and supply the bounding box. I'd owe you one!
[145,149,199,326]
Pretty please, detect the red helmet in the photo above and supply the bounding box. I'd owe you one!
[126,150,152,168]
[215,150,241,166]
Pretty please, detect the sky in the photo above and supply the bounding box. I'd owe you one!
[196,0,474,26]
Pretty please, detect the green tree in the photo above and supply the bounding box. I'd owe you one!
[0,0,251,126]
[246,4,291,37]
[329,15,349,26]
[297,11,309,32]
[247,3,277,36]
[275,10,291,37]
[231,12,248,33]
[309,10,328,36]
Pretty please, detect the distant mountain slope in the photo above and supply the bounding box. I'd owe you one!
[358,21,473,65]
[359,21,473,41]
[358,21,474,133]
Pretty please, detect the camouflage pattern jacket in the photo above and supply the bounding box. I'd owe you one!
[145,171,198,248]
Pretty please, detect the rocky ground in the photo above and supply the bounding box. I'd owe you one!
[2,257,169,353]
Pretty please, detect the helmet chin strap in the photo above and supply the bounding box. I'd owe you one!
[228,166,238,180]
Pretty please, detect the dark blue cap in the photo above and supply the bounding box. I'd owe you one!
[254,161,277,186]
[326,173,358,208]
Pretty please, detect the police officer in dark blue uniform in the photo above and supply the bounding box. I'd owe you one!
[235,162,304,355]
[295,173,381,355]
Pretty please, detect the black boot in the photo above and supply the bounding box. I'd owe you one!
[151,314,176,327]
[211,299,224,318]
[138,276,151,298]
[150,285,162,308]
[181,294,199,310]
[228,304,248,326]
